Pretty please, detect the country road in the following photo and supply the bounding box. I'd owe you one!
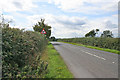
[51,42,118,78]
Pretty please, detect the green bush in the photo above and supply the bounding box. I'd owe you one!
[2,27,48,78]
[58,37,120,51]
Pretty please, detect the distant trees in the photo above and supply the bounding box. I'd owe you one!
[50,36,57,41]
[51,36,55,41]
[85,29,113,38]
[85,29,99,37]
[33,19,51,38]
[101,30,113,38]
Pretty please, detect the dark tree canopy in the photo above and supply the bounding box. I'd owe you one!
[50,36,56,41]
[101,30,113,38]
[85,29,99,37]
[33,19,51,38]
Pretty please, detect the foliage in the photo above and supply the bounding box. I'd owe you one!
[49,36,57,41]
[58,37,120,51]
[2,27,48,78]
[85,29,99,37]
[101,30,113,38]
[33,19,51,38]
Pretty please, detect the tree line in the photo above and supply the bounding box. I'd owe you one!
[85,29,113,38]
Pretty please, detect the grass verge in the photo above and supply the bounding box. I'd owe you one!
[41,43,74,78]
[60,42,120,54]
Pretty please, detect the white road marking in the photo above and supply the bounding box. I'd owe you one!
[82,51,116,63]
[85,52,93,56]
[101,57,106,60]
[82,51,106,61]
[112,62,115,64]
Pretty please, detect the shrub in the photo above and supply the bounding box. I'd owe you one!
[2,27,48,78]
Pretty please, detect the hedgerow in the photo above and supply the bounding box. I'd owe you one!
[58,37,120,51]
[2,27,48,78]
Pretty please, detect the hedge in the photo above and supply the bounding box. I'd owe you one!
[58,37,120,51]
[2,27,48,78]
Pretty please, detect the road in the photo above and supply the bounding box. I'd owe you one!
[51,42,118,78]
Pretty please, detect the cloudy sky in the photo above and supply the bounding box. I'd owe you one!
[0,0,119,38]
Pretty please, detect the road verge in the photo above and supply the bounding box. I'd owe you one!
[41,43,73,78]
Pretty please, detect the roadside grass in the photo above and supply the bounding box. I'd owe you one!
[60,42,120,54]
[41,43,74,78]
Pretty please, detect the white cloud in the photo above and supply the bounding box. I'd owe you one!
[0,0,38,12]
[48,0,118,14]
[1,0,118,14]
[3,15,15,22]
[55,15,86,26]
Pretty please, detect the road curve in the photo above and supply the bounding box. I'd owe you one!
[51,42,118,78]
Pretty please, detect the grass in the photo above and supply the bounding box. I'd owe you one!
[60,42,120,54]
[41,43,74,78]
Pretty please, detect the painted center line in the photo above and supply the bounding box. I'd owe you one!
[112,62,115,64]
[82,51,106,61]
[81,51,116,64]
[101,57,106,60]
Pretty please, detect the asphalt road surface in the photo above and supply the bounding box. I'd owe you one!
[51,42,118,78]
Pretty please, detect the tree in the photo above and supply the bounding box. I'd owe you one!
[33,19,51,38]
[101,30,113,38]
[95,29,99,34]
[85,29,99,37]
[0,14,10,28]
[50,36,56,41]
[0,14,13,28]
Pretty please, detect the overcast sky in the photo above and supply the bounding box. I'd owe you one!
[0,0,119,38]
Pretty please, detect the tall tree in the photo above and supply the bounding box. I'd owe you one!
[101,30,113,38]
[33,19,51,38]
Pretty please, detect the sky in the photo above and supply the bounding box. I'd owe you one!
[0,0,119,38]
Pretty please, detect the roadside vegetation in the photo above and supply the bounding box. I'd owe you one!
[60,41,120,54]
[1,14,73,78]
[2,27,48,78]
[1,17,51,78]
[58,29,120,54]
[42,43,73,78]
